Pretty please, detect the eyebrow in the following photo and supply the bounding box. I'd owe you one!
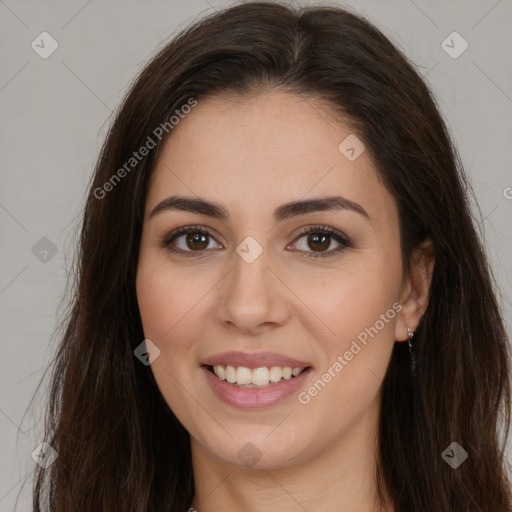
[149,195,369,222]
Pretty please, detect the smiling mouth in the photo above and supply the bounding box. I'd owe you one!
[204,364,310,388]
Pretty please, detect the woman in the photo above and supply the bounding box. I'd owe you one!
[31,1,512,510]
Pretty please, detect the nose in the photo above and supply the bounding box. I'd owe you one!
[216,243,291,334]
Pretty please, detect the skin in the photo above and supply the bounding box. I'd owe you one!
[136,91,434,512]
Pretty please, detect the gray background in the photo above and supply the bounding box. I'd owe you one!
[1,0,511,509]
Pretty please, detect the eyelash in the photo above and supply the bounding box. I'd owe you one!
[160,224,352,259]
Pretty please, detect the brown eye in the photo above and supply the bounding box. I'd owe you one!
[290,225,351,259]
[185,232,210,250]
[162,226,223,256]
[306,233,331,252]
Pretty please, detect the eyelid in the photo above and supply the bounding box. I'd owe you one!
[288,225,352,259]
[161,224,219,241]
[160,224,223,255]
[292,225,351,246]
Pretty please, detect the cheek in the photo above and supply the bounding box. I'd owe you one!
[136,258,205,419]
[291,246,403,406]
[136,256,212,346]
[294,277,400,437]
[292,252,402,346]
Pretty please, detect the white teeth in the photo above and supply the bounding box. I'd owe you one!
[282,367,292,379]
[269,366,282,383]
[215,365,225,380]
[235,366,252,385]
[212,365,306,386]
[225,365,236,383]
[252,367,270,386]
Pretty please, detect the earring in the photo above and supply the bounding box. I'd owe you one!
[407,327,417,377]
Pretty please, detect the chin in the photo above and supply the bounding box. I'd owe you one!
[195,425,314,470]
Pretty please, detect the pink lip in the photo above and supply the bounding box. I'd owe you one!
[202,351,311,369]
[201,365,313,409]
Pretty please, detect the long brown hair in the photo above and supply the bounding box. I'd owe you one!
[30,2,511,510]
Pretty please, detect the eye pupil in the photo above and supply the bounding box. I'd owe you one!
[186,232,209,250]
[308,234,330,252]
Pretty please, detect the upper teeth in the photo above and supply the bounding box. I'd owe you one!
[213,365,305,386]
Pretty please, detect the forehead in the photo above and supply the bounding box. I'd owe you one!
[147,91,396,225]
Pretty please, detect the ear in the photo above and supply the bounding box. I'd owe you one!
[394,239,435,342]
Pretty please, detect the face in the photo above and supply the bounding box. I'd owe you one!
[136,91,410,470]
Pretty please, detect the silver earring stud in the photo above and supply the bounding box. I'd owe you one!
[407,327,414,349]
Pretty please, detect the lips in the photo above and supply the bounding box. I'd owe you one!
[200,351,313,409]
[202,350,311,369]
